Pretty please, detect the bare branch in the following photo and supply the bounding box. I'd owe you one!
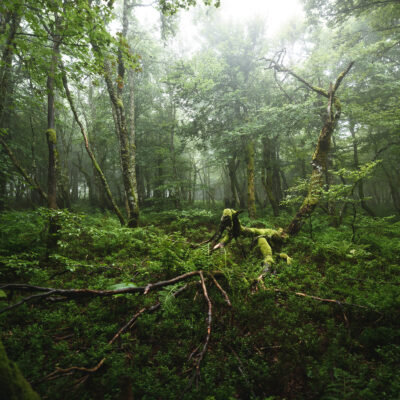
[0,271,203,314]
[209,273,231,306]
[262,57,329,98]
[192,271,212,386]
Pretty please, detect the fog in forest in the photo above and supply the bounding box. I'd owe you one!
[1,0,399,399]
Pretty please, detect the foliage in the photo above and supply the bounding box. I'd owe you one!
[1,210,399,399]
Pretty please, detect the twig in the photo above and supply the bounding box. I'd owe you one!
[209,273,231,306]
[267,287,382,315]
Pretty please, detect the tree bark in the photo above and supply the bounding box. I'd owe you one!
[45,19,62,210]
[246,139,256,219]
[61,62,126,225]
[276,61,355,235]
[101,0,139,227]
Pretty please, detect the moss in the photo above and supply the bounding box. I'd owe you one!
[279,253,292,265]
[0,340,40,400]
[222,208,235,218]
[257,237,274,264]
[46,129,56,144]
[117,98,124,109]
[217,209,290,265]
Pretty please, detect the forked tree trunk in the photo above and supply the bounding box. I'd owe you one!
[287,63,354,235]
[263,59,354,235]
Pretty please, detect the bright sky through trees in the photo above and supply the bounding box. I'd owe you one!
[135,0,304,46]
[215,0,304,33]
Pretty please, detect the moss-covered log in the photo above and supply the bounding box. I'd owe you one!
[212,209,291,268]
[0,340,40,400]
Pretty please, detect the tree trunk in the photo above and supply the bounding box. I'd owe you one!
[45,27,61,210]
[102,0,139,227]
[227,158,237,208]
[261,137,280,217]
[381,164,400,215]
[61,62,126,225]
[246,139,256,219]
[284,61,354,235]
[350,122,375,217]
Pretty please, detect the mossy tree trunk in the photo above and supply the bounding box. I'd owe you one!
[60,62,126,226]
[103,0,139,227]
[45,17,62,210]
[0,10,20,124]
[0,11,23,209]
[261,60,355,235]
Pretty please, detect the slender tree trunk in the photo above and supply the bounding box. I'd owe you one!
[227,158,238,208]
[61,62,126,225]
[102,0,139,227]
[45,28,61,210]
[271,141,283,203]
[246,139,256,219]
[350,122,375,216]
[192,165,197,204]
[0,11,20,124]
[261,137,280,217]
[381,164,400,215]
[169,105,180,208]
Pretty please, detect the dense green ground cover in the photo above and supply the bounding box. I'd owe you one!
[1,209,400,399]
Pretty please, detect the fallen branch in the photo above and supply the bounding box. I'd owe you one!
[210,273,231,306]
[44,283,191,384]
[266,287,382,315]
[0,271,207,314]
[188,271,213,389]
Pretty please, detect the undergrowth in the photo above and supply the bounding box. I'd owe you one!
[0,208,399,399]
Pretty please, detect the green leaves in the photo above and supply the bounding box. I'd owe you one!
[107,282,137,290]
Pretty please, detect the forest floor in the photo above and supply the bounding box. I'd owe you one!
[1,207,400,399]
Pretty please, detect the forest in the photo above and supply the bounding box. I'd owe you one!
[0,0,400,398]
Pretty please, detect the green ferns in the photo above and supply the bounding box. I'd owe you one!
[0,209,400,399]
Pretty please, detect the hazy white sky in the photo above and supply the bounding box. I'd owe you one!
[214,0,304,34]
[135,0,304,39]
